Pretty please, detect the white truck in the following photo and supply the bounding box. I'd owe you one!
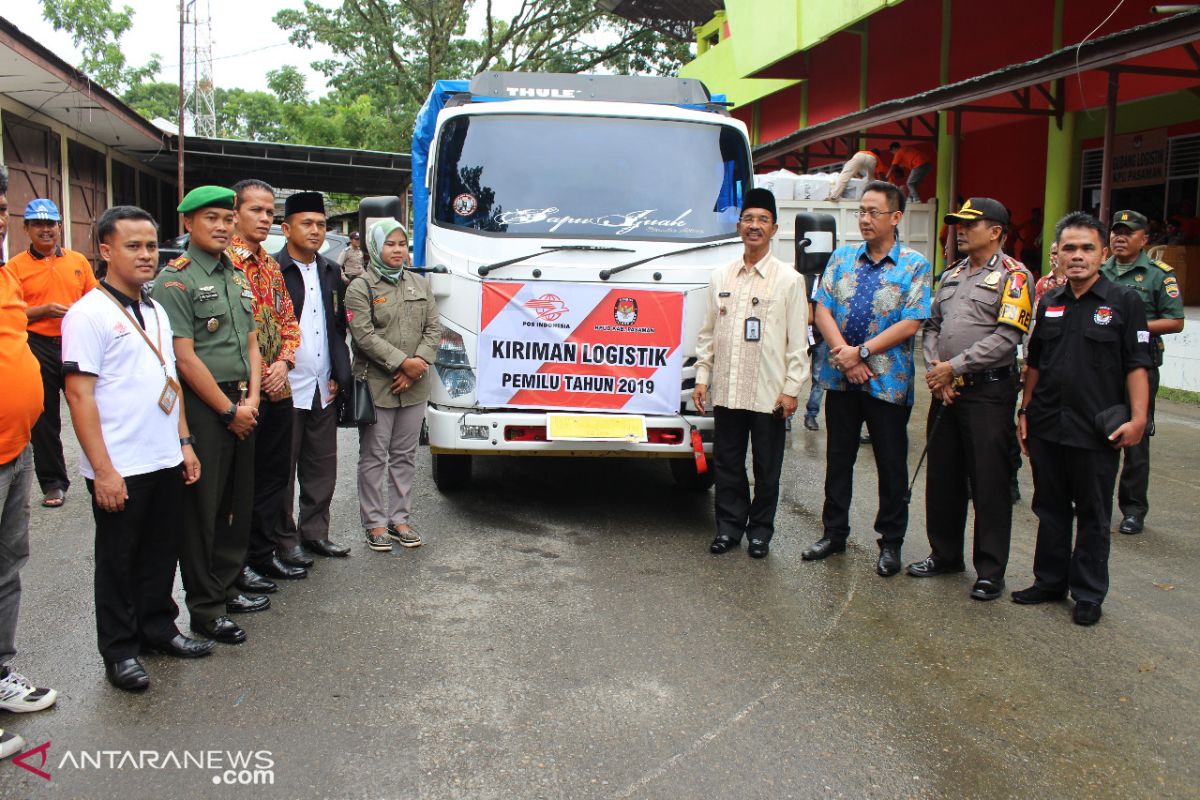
[408,72,753,491]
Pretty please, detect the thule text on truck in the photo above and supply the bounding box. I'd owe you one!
[410,72,753,491]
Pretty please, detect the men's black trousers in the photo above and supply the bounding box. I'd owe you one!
[89,465,183,661]
[1027,434,1120,604]
[1117,366,1158,521]
[180,386,255,626]
[924,380,1017,580]
[277,386,339,548]
[713,406,786,543]
[822,389,911,544]
[27,332,69,494]
[247,397,294,564]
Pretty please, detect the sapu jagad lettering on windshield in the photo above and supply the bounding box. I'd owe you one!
[496,208,700,236]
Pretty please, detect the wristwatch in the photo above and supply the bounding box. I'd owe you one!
[180,435,197,447]
[1016,408,1027,417]
[219,403,238,425]
[858,344,871,360]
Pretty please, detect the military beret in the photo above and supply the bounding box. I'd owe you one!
[178,185,235,213]
[1110,209,1148,232]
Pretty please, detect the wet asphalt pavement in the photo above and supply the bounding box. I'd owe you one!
[2,385,1198,799]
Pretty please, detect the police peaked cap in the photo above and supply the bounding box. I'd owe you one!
[284,192,326,217]
[178,186,235,213]
[742,187,777,222]
[944,197,1009,227]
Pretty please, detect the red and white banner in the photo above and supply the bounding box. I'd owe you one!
[478,281,686,414]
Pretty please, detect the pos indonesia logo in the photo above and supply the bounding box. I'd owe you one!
[613,297,638,326]
[523,293,569,322]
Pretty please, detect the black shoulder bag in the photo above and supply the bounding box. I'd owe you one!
[338,278,378,427]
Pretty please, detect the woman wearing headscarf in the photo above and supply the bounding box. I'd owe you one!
[345,220,441,553]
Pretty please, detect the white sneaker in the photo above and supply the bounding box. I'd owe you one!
[0,668,58,713]
[1,729,26,760]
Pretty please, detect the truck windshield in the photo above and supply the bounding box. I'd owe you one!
[433,114,751,241]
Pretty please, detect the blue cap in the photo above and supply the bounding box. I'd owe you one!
[24,199,61,222]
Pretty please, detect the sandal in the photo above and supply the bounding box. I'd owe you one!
[42,489,65,508]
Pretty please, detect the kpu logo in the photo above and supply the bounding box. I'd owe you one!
[613,297,638,326]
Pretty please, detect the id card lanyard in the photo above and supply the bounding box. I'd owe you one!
[98,286,181,415]
[721,258,774,342]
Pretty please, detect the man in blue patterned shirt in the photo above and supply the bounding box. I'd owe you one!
[802,181,932,577]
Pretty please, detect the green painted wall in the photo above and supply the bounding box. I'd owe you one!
[681,0,906,109]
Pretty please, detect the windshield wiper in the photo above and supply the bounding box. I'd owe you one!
[598,238,741,281]
[477,245,635,277]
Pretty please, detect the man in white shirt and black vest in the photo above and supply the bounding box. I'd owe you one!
[693,188,809,559]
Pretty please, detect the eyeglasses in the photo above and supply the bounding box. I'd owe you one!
[853,209,898,219]
[738,214,774,225]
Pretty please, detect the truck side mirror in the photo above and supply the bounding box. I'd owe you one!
[794,212,836,276]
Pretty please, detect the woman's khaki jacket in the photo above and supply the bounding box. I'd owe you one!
[345,267,441,409]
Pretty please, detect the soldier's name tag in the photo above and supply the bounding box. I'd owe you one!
[744,316,761,342]
[159,376,181,415]
[196,290,219,302]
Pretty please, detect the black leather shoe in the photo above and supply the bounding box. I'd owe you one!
[302,538,351,558]
[801,537,846,561]
[277,545,315,568]
[747,539,770,559]
[236,565,277,594]
[876,541,902,577]
[709,535,738,555]
[970,578,1004,601]
[143,634,215,659]
[251,555,307,580]
[1073,601,1103,626]
[226,594,271,614]
[105,657,149,691]
[1011,585,1068,605]
[193,616,246,644]
[906,556,966,577]
[1118,515,1144,535]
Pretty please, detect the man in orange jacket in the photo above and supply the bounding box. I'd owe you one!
[3,199,98,508]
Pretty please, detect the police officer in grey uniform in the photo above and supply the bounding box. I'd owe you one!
[151,186,265,644]
[908,198,1034,601]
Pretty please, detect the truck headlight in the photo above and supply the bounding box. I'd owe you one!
[435,329,475,399]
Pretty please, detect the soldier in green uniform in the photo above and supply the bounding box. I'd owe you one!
[151,186,265,645]
[1102,210,1185,535]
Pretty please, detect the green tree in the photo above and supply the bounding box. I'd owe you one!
[273,0,691,143]
[41,0,160,94]
[123,81,179,122]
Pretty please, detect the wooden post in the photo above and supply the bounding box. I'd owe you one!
[1099,70,1119,225]
[944,110,961,267]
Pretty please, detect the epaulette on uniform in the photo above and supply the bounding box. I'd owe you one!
[166,255,191,271]
[1000,254,1026,273]
[1152,259,1174,273]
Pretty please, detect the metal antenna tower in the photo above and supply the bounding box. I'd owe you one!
[183,0,216,137]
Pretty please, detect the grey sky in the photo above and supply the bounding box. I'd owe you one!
[3,1,524,98]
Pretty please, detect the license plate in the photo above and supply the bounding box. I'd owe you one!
[546,413,647,442]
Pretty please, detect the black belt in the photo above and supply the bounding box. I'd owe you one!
[29,332,62,343]
[952,366,1012,389]
[216,380,249,398]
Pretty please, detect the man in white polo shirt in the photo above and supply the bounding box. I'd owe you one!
[63,206,210,693]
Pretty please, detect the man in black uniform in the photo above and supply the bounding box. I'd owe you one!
[1014,212,1151,626]
[909,198,1033,601]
